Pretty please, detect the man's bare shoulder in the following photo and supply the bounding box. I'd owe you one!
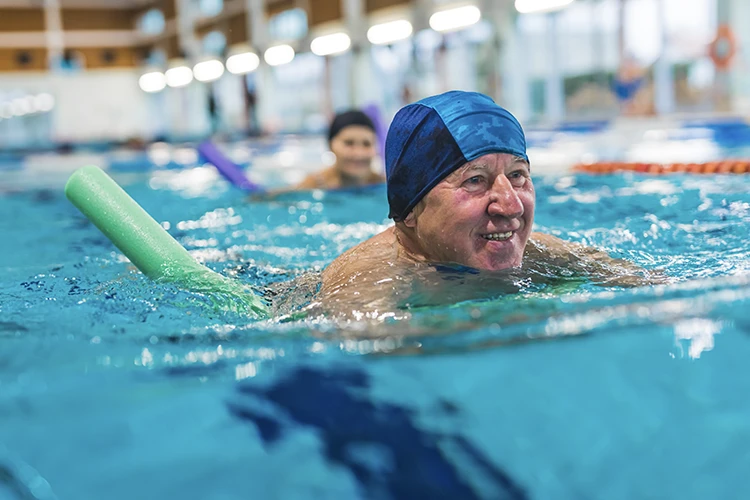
[317,226,414,315]
[526,232,579,263]
[529,232,565,247]
[528,232,668,286]
[530,232,627,262]
[322,227,399,283]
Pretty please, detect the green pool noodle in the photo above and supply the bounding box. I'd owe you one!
[64,165,268,318]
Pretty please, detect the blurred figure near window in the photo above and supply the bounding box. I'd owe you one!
[613,55,654,116]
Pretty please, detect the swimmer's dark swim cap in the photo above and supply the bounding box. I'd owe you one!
[385,91,528,221]
[328,110,376,142]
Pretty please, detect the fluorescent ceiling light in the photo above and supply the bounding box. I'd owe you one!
[429,5,481,32]
[514,0,575,14]
[264,44,295,66]
[165,66,193,87]
[226,51,260,74]
[139,71,167,92]
[22,95,37,113]
[367,19,413,45]
[311,32,351,56]
[193,59,225,82]
[10,97,32,116]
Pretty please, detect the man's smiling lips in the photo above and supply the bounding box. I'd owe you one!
[481,231,513,241]
[479,222,523,242]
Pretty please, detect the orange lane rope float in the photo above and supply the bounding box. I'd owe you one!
[573,160,750,175]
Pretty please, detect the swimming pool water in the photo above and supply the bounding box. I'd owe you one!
[1,160,750,499]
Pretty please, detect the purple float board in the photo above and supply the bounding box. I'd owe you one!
[362,104,388,160]
[197,141,262,192]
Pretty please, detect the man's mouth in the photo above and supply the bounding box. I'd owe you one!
[481,231,513,241]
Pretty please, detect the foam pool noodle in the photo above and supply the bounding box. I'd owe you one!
[65,165,269,318]
[197,141,263,192]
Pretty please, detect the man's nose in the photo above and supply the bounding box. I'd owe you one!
[487,175,523,218]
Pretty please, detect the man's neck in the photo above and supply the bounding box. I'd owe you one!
[392,224,430,263]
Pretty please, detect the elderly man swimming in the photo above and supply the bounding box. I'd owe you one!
[310,91,663,315]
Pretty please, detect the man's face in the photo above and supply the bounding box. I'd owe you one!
[404,153,535,271]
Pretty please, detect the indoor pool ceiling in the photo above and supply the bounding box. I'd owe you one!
[0,0,155,7]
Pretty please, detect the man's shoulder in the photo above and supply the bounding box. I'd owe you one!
[526,232,585,266]
[530,232,563,245]
[326,227,396,268]
[528,232,570,253]
[317,227,411,313]
[321,227,400,286]
[530,232,606,259]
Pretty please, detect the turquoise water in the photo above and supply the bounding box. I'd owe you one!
[1,161,750,499]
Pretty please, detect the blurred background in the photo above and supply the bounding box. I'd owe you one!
[0,0,749,169]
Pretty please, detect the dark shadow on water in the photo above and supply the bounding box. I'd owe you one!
[228,365,528,500]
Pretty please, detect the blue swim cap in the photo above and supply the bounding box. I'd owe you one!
[385,91,528,221]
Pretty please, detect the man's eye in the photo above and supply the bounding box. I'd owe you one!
[462,175,487,191]
[508,171,527,184]
[344,140,355,146]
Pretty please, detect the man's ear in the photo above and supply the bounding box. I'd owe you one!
[403,210,417,228]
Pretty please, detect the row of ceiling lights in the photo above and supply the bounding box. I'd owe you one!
[140,4,479,93]
[0,93,55,120]
[139,0,575,93]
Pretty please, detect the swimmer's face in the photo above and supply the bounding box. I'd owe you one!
[330,125,377,179]
[404,153,535,271]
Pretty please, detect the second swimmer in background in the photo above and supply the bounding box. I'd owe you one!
[258,110,385,198]
[297,110,385,190]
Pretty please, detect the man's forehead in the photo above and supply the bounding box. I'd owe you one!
[455,154,529,174]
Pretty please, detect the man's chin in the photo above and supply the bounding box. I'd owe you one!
[470,254,523,272]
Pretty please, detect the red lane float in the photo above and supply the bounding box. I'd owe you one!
[573,160,750,175]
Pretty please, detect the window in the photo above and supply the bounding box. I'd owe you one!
[268,8,308,41]
[199,0,223,17]
[145,48,167,66]
[202,30,227,56]
[138,8,165,36]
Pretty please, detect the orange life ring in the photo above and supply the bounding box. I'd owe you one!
[710,24,737,70]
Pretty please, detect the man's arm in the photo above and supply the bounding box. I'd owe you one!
[528,232,670,287]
